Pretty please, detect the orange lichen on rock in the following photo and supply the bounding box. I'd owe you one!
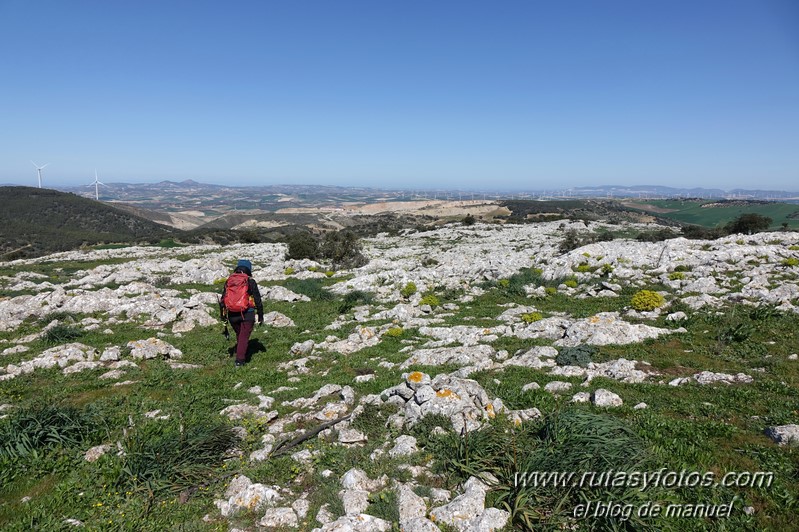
[435,389,459,399]
[408,371,425,383]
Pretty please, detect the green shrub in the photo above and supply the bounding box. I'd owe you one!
[420,294,440,307]
[44,324,83,345]
[555,345,597,367]
[385,326,404,337]
[117,419,237,495]
[520,312,543,323]
[724,213,772,235]
[324,270,335,277]
[497,279,510,288]
[600,264,614,276]
[544,286,557,296]
[284,267,295,275]
[789,245,799,251]
[673,264,692,272]
[319,229,367,269]
[668,271,685,280]
[630,290,665,311]
[38,311,77,326]
[338,290,374,314]
[462,213,476,226]
[285,232,319,261]
[575,263,592,273]
[564,279,578,288]
[781,257,799,267]
[400,282,417,298]
[0,404,103,461]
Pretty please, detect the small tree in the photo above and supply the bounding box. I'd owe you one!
[285,232,319,260]
[462,213,476,226]
[724,213,772,235]
[320,230,367,269]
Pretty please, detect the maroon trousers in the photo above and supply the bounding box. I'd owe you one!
[231,320,254,363]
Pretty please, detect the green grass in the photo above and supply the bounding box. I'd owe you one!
[638,200,799,229]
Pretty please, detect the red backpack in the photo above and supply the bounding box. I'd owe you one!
[223,273,252,313]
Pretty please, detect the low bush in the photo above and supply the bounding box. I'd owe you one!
[0,404,103,461]
[44,324,83,345]
[555,344,597,367]
[116,419,237,495]
[319,229,367,269]
[630,289,665,311]
[400,282,417,298]
[419,294,440,307]
[385,326,404,337]
[285,231,319,261]
[520,312,543,323]
[668,271,685,280]
[338,290,374,314]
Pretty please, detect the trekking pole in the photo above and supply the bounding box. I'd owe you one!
[218,297,230,341]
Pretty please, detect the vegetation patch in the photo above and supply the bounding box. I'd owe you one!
[630,290,665,311]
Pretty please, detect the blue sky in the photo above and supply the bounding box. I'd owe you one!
[1,0,797,191]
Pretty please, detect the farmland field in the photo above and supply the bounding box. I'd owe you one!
[625,200,799,229]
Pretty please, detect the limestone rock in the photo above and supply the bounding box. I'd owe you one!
[592,389,623,407]
[389,435,419,457]
[259,507,299,528]
[765,425,799,446]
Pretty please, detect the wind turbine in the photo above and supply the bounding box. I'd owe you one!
[88,169,105,200]
[30,161,48,188]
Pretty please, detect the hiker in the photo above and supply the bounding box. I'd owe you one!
[220,259,264,367]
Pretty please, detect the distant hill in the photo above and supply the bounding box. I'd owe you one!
[0,187,177,260]
[500,199,681,226]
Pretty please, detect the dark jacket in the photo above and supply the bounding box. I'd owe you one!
[220,266,264,323]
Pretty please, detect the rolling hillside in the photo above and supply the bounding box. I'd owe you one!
[0,187,177,259]
[623,199,799,229]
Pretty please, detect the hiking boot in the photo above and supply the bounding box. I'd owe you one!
[235,361,245,367]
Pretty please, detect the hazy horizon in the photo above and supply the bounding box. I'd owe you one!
[1,1,797,190]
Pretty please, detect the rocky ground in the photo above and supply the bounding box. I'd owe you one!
[1,220,798,530]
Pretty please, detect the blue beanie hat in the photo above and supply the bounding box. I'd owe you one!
[236,259,252,272]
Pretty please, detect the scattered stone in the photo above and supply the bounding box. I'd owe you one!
[127,338,182,360]
[214,475,282,517]
[84,444,112,462]
[312,514,391,532]
[99,346,120,362]
[338,428,368,445]
[259,507,299,528]
[765,425,799,446]
[633,402,648,410]
[262,311,295,327]
[592,389,623,407]
[388,435,419,457]
[669,371,753,387]
[219,404,278,423]
[396,483,427,523]
[521,382,540,391]
[340,489,370,515]
[544,381,572,394]
[571,392,590,403]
